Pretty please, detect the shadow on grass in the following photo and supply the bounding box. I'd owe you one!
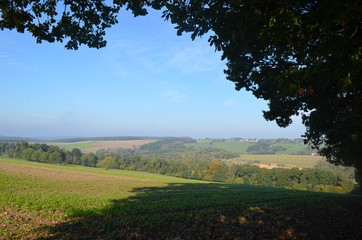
[39,183,362,239]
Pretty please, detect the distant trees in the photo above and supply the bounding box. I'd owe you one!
[31,150,42,162]
[84,152,356,193]
[247,142,286,154]
[21,148,34,160]
[80,152,98,167]
[0,141,355,193]
[71,148,82,165]
[97,156,119,170]
[103,144,239,162]
[0,141,97,166]
[203,162,227,182]
[225,165,354,193]
[49,152,62,163]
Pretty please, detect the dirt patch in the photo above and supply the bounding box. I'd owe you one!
[0,162,154,182]
[0,206,65,239]
[252,163,301,169]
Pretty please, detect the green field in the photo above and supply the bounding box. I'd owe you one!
[273,142,310,154]
[228,154,324,168]
[186,140,254,154]
[1,158,361,239]
[186,140,310,155]
[56,141,99,151]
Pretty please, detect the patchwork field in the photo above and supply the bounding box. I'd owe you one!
[186,140,310,155]
[47,140,156,152]
[227,154,324,169]
[1,158,361,239]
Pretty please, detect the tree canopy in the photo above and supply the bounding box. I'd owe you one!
[1,0,361,178]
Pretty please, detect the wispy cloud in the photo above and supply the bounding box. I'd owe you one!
[102,38,160,79]
[31,113,60,119]
[103,30,222,78]
[166,42,221,73]
[111,39,154,56]
[0,34,21,66]
[223,99,237,107]
[30,111,77,122]
[0,51,20,66]
[163,90,187,102]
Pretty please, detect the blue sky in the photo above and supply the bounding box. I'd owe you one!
[0,9,305,139]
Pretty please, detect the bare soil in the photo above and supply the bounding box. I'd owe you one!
[252,163,300,169]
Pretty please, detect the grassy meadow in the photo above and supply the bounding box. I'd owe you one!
[186,140,254,154]
[1,158,361,239]
[54,141,99,151]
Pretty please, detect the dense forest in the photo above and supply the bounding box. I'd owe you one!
[0,140,355,193]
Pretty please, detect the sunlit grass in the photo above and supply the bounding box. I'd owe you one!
[0,158,203,216]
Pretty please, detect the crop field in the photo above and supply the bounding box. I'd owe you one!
[47,140,156,152]
[49,141,99,151]
[1,158,361,239]
[227,154,324,168]
[186,140,309,155]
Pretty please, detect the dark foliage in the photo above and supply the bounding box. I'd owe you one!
[158,0,362,181]
[247,142,286,154]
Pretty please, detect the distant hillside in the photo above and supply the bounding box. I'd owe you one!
[0,136,41,143]
[49,136,168,143]
[186,139,316,155]
[139,137,196,151]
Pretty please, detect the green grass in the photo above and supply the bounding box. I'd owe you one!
[56,141,99,151]
[1,158,361,239]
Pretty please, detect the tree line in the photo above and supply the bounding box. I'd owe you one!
[0,141,354,193]
[96,155,354,193]
[1,141,98,167]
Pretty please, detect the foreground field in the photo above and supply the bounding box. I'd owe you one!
[1,158,361,239]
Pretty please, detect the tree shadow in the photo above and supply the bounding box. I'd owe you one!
[38,182,362,239]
